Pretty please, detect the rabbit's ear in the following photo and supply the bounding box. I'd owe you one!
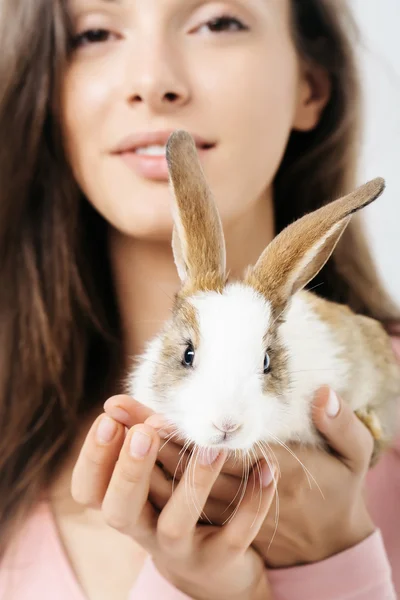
[166,130,226,291]
[245,178,385,314]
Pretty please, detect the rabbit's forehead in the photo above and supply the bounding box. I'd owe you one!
[190,283,272,358]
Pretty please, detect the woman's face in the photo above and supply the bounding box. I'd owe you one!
[62,0,327,240]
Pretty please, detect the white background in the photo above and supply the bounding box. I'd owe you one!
[351,0,400,304]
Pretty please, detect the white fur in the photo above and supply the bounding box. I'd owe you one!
[128,284,352,450]
[129,336,165,413]
[278,293,350,442]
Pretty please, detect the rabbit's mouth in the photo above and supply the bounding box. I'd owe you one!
[205,428,252,451]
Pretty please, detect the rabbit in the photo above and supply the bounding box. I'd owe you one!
[127,130,400,467]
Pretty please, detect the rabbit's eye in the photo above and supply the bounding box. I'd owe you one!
[182,343,195,367]
[263,352,271,374]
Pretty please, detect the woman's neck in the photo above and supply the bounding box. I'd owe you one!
[109,188,275,360]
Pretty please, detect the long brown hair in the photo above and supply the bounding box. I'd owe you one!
[0,0,398,556]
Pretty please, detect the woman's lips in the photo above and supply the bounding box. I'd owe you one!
[111,130,215,181]
[117,146,214,181]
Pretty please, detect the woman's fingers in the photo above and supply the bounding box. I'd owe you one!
[312,386,374,474]
[71,414,125,507]
[103,394,154,428]
[104,398,186,446]
[157,439,242,503]
[149,466,238,524]
[213,460,276,556]
[148,464,173,507]
[156,449,228,553]
[101,423,161,549]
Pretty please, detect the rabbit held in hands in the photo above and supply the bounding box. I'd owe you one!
[128,130,400,466]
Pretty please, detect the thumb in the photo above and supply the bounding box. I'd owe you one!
[312,386,374,474]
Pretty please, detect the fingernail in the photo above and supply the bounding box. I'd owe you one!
[96,416,117,444]
[130,430,152,458]
[261,462,275,488]
[198,448,220,466]
[107,406,131,426]
[326,388,340,418]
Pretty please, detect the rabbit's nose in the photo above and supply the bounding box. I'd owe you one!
[213,419,242,433]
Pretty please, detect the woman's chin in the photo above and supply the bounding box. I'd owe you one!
[111,212,174,242]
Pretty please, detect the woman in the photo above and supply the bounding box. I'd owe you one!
[0,0,398,598]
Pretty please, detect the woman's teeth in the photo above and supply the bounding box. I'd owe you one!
[135,145,167,157]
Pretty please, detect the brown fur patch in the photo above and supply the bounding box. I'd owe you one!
[172,295,201,344]
[181,273,226,297]
[153,296,200,397]
[261,323,290,403]
[302,290,400,463]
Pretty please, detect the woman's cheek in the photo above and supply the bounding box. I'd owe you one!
[61,48,125,169]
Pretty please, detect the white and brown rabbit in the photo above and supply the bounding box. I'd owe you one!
[127,130,400,466]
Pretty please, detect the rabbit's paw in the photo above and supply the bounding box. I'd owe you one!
[355,407,382,440]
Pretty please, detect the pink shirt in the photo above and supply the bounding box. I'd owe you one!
[0,445,398,600]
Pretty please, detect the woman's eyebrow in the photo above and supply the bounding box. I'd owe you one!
[67,0,122,11]
[71,0,122,6]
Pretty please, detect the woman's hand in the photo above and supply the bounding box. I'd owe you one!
[249,386,376,567]
[104,388,376,569]
[71,402,276,600]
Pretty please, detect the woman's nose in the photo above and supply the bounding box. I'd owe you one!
[126,42,191,112]
[130,88,187,109]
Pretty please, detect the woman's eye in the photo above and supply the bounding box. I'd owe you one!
[72,29,115,48]
[182,343,195,367]
[201,15,248,33]
[263,352,271,374]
